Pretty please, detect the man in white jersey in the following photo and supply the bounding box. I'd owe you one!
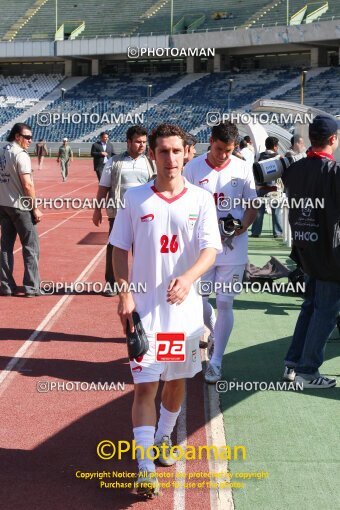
[110,124,221,497]
[184,122,257,384]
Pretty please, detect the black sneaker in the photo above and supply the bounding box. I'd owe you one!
[0,289,17,296]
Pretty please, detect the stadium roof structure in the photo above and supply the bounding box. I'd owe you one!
[251,98,340,160]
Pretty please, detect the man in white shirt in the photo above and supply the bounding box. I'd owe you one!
[92,126,154,296]
[243,135,255,152]
[284,134,306,158]
[240,139,255,166]
[110,123,221,496]
[184,122,257,383]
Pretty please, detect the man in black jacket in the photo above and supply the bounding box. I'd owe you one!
[91,132,115,181]
[282,115,340,389]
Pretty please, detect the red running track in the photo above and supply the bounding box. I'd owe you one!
[0,158,218,510]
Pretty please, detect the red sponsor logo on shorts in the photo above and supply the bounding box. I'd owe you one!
[132,366,142,372]
[141,214,154,222]
[156,333,186,362]
[199,178,209,185]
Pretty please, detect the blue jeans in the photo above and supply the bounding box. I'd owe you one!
[251,203,283,237]
[285,276,340,376]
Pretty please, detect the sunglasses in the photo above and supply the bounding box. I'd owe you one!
[20,134,33,140]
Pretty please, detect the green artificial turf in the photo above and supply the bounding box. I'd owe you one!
[217,220,340,510]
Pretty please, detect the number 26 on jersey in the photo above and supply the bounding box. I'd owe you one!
[160,234,179,253]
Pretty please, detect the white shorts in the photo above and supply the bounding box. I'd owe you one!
[201,264,246,300]
[130,335,202,384]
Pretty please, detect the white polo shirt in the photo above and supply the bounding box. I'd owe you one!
[100,153,150,200]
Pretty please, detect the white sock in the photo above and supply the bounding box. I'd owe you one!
[154,403,181,444]
[133,425,156,473]
[210,298,234,368]
[203,297,216,337]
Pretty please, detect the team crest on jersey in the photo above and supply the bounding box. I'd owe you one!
[199,178,209,185]
[231,178,238,187]
[140,213,154,222]
[188,213,198,229]
[192,349,197,362]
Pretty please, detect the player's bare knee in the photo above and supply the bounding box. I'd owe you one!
[134,381,158,402]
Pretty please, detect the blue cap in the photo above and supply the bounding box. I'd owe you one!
[309,115,340,138]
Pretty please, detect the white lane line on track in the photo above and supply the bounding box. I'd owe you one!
[0,245,107,394]
[13,210,82,254]
[54,181,97,199]
[202,348,234,510]
[12,179,98,253]
[174,390,187,510]
[36,179,98,196]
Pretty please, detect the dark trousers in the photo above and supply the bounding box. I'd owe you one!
[105,218,115,285]
[285,276,340,375]
[95,165,104,182]
[0,206,40,293]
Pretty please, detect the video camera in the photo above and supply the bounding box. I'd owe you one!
[253,155,301,185]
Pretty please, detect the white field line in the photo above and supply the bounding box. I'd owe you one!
[0,245,107,395]
[202,346,234,510]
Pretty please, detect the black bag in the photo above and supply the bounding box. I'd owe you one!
[126,312,149,359]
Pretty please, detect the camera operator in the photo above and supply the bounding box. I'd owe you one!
[251,136,283,238]
[283,115,340,389]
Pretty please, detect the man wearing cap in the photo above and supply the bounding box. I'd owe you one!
[282,115,340,389]
[57,138,73,182]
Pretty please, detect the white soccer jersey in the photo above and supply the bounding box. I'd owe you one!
[184,153,257,265]
[109,178,222,338]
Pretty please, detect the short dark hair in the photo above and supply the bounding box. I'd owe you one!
[211,121,238,144]
[243,135,251,144]
[265,136,279,150]
[126,125,147,141]
[239,139,248,150]
[309,133,333,148]
[184,133,197,147]
[7,123,32,142]
[148,123,186,152]
[100,131,108,138]
[290,134,302,146]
